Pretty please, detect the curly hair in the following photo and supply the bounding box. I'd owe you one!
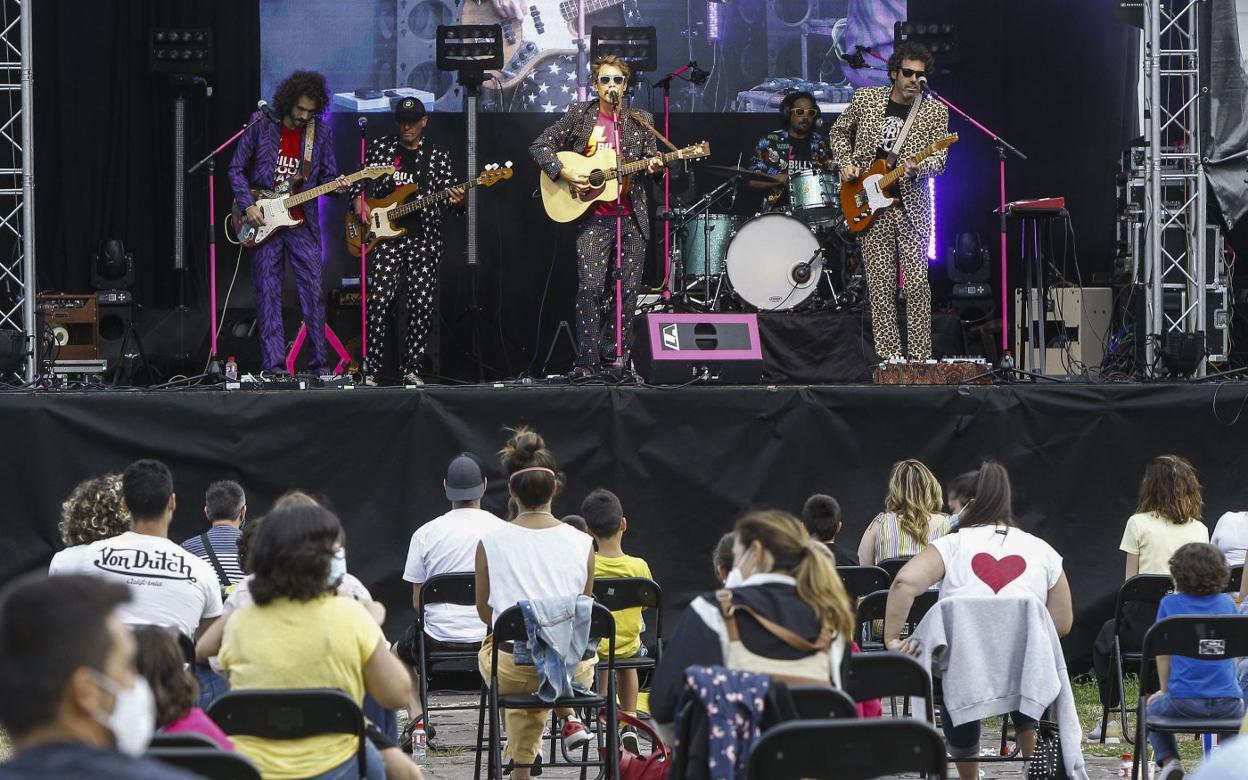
[1169,542,1229,596]
[272,70,330,121]
[883,459,944,547]
[249,505,341,606]
[887,41,935,81]
[59,474,130,547]
[133,626,198,728]
[1136,454,1202,525]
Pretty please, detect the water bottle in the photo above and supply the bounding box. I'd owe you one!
[410,723,427,765]
[224,355,239,382]
[1119,754,1132,777]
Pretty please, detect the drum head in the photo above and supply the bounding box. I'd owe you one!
[726,214,823,311]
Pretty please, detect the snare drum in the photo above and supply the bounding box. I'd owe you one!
[725,213,823,311]
[675,214,742,280]
[788,170,842,229]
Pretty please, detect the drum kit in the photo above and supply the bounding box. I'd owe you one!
[667,163,862,313]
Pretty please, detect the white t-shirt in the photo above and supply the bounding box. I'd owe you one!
[222,572,372,617]
[49,531,224,638]
[928,524,1063,603]
[1212,511,1248,567]
[480,521,593,627]
[403,507,503,643]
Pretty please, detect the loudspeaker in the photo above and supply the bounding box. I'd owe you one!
[632,313,763,384]
[37,294,99,361]
[97,296,133,369]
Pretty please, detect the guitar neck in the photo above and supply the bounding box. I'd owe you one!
[393,178,477,219]
[880,143,944,189]
[608,148,689,181]
[558,0,623,22]
[284,169,372,208]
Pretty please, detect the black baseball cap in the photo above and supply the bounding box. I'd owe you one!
[395,97,427,123]
[445,453,485,501]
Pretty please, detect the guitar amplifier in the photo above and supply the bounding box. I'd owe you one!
[38,294,99,361]
[632,313,764,385]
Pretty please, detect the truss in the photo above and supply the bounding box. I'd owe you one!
[0,0,33,382]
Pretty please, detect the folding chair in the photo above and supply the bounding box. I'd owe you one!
[854,588,938,651]
[207,689,367,780]
[415,572,482,745]
[477,602,619,780]
[1131,615,1248,780]
[149,732,221,749]
[592,577,662,672]
[147,747,261,780]
[1228,564,1243,595]
[842,650,935,723]
[836,566,891,601]
[788,685,858,720]
[1097,574,1171,744]
[877,556,913,581]
[746,719,947,780]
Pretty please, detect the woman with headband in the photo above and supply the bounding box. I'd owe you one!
[474,427,596,779]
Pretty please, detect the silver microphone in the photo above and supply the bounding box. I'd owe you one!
[256,99,281,122]
[918,76,932,94]
[357,116,368,128]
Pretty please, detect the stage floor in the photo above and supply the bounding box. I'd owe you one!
[4,380,1246,669]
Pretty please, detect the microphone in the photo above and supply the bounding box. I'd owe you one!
[918,76,932,94]
[357,116,368,128]
[688,61,710,86]
[608,88,619,105]
[256,100,281,122]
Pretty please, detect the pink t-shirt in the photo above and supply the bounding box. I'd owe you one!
[584,110,634,217]
[163,707,235,751]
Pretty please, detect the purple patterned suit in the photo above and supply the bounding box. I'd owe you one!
[228,111,340,372]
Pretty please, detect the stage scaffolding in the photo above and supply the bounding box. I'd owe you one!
[0,0,33,383]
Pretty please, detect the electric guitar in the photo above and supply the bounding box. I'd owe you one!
[229,166,395,248]
[839,134,958,234]
[539,141,711,222]
[344,163,514,257]
[459,0,627,90]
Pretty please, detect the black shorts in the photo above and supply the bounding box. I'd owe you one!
[395,621,481,668]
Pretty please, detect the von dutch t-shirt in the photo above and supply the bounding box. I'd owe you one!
[584,110,634,217]
[274,124,304,219]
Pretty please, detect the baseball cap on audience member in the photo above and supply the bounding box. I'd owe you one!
[394,97,426,123]
[445,453,486,501]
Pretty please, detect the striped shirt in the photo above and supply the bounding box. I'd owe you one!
[872,512,952,563]
[181,525,245,586]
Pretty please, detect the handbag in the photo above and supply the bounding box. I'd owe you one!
[598,710,669,780]
[1025,720,1068,780]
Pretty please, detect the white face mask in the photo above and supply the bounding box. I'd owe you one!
[724,546,753,588]
[89,671,156,757]
[327,547,347,588]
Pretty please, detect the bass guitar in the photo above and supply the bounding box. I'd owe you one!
[539,141,711,223]
[345,163,514,257]
[839,133,959,234]
[229,165,394,248]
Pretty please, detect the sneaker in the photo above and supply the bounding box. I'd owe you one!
[1086,718,1122,743]
[402,372,424,386]
[1157,761,1184,780]
[561,716,591,750]
[620,726,640,756]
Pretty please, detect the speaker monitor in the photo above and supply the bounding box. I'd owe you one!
[97,297,133,369]
[633,313,764,384]
[37,294,99,361]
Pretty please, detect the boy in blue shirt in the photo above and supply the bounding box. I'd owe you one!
[1147,542,1245,780]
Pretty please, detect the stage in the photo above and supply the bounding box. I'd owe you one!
[3,379,1246,671]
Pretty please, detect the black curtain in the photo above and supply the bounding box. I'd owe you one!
[33,0,259,315]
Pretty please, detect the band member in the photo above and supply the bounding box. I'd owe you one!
[828,42,949,361]
[529,55,664,378]
[748,91,836,210]
[354,98,464,385]
[228,70,348,374]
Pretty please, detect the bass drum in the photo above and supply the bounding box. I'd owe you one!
[725,214,823,311]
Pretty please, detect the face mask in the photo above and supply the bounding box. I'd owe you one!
[948,513,960,529]
[89,671,155,757]
[725,547,753,588]
[327,547,347,588]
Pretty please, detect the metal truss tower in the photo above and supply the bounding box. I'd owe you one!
[0,0,33,382]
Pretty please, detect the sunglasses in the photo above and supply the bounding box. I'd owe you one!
[597,75,626,85]
[789,107,818,117]
[899,67,927,79]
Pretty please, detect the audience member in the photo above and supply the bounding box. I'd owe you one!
[132,626,232,751]
[1145,543,1243,780]
[55,474,130,550]
[394,453,501,737]
[582,487,653,754]
[712,531,735,584]
[857,458,951,566]
[48,460,223,641]
[218,504,416,780]
[475,427,595,780]
[945,469,978,528]
[561,514,589,534]
[0,574,197,780]
[181,480,247,589]
[1091,454,1209,741]
[801,493,857,566]
[650,511,854,733]
[1212,506,1248,567]
[885,462,1074,780]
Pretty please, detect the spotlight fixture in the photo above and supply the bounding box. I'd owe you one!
[590,26,658,74]
[893,21,958,67]
[435,25,504,73]
[149,27,214,75]
[90,239,135,292]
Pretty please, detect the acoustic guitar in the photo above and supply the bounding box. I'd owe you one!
[539,141,711,223]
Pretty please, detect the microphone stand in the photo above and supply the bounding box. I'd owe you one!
[356,117,369,373]
[653,64,691,300]
[610,91,627,373]
[922,81,1026,361]
[187,109,270,371]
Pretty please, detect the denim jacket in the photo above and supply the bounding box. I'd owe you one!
[514,594,594,702]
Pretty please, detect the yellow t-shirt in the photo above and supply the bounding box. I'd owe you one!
[594,553,652,659]
[1119,511,1209,574]
[219,595,384,779]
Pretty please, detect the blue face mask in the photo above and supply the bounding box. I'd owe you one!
[327,547,347,587]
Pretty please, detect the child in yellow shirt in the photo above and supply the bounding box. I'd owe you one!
[582,488,652,754]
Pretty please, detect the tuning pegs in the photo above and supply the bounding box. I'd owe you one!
[505,161,513,167]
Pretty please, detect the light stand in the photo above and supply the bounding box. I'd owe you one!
[652,61,708,299]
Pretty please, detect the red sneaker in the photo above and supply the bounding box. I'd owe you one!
[561,716,591,750]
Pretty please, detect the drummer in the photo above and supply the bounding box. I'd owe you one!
[747,91,836,212]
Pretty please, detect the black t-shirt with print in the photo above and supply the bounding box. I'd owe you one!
[392,144,424,189]
[875,99,912,161]
[787,135,814,175]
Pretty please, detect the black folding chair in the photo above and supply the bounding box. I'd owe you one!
[477,602,619,780]
[843,650,935,723]
[147,747,261,780]
[877,556,913,581]
[788,685,859,720]
[854,588,938,651]
[415,572,482,746]
[836,566,891,601]
[1097,574,1172,744]
[1228,564,1243,595]
[1131,615,1248,780]
[207,689,367,780]
[592,577,662,673]
[149,732,221,749]
[747,719,947,780]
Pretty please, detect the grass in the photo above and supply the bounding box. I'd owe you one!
[1070,673,1210,768]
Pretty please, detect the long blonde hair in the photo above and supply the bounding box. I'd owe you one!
[883,459,944,547]
[734,510,854,640]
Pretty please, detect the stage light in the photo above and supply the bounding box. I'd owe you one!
[1160,332,1206,377]
[436,25,504,72]
[707,2,721,41]
[894,20,959,68]
[91,239,135,292]
[948,232,991,283]
[928,178,937,261]
[149,27,213,76]
[591,26,658,73]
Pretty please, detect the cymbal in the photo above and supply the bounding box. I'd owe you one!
[698,164,782,184]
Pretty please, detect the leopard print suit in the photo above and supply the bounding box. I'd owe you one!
[828,87,949,359]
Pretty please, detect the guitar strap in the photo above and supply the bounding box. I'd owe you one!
[886,93,923,168]
[626,109,679,153]
[299,120,316,184]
